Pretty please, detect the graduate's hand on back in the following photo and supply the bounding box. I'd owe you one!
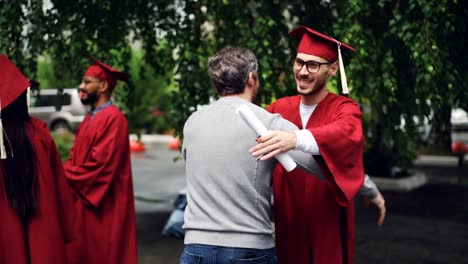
[249,131,296,160]
[363,191,386,226]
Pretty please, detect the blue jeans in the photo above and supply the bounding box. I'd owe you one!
[180,244,277,264]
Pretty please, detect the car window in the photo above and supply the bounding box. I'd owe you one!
[30,93,71,107]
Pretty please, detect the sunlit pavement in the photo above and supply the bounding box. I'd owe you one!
[132,136,468,264]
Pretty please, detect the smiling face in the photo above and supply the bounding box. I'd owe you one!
[293,53,338,97]
[78,76,103,106]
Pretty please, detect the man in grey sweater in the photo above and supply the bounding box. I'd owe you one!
[181,47,328,264]
[180,47,384,264]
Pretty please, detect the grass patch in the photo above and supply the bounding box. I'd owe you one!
[134,195,165,203]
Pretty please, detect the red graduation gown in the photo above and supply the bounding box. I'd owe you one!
[0,118,80,264]
[267,93,364,264]
[64,105,137,264]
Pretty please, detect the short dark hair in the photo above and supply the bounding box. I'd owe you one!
[207,47,258,96]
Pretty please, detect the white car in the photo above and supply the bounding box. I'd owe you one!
[451,108,468,128]
[29,88,87,132]
[451,108,468,144]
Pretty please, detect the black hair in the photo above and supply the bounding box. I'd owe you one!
[1,91,38,222]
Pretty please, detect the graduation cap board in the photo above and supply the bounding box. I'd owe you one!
[84,55,128,88]
[289,26,356,94]
[0,54,31,159]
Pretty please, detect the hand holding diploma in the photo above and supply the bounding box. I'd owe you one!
[236,104,297,172]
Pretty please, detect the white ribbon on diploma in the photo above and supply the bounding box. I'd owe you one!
[236,104,297,172]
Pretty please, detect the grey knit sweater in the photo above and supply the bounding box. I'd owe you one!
[182,96,323,249]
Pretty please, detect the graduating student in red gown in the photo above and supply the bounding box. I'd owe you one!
[0,54,79,264]
[63,57,137,264]
[250,26,365,264]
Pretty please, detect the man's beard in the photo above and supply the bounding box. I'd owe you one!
[80,90,99,105]
[296,75,327,96]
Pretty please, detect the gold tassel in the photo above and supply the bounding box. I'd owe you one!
[26,86,30,112]
[338,43,349,94]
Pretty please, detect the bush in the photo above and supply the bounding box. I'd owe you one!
[51,131,75,162]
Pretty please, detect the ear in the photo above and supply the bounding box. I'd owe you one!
[246,72,256,89]
[328,61,339,77]
[99,80,110,93]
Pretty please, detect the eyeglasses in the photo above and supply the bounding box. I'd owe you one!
[293,58,331,73]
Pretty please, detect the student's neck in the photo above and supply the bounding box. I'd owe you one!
[227,92,253,102]
[92,97,111,109]
[301,89,328,106]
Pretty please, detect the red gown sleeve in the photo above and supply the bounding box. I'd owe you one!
[265,101,276,113]
[309,99,365,206]
[64,114,128,208]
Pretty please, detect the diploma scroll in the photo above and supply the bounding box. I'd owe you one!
[236,104,297,172]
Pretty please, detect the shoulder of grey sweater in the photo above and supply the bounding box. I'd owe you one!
[268,113,299,131]
[288,150,326,180]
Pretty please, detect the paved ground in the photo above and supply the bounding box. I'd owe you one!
[132,139,185,263]
[355,184,468,264]
[133,138,468,264]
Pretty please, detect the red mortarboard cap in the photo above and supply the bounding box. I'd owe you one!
[0,54,31,159]
[0,54,30,110]
[84,55,129,88]
[289,26,356,62]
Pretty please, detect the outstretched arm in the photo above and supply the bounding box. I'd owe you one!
[360,175,386,226]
